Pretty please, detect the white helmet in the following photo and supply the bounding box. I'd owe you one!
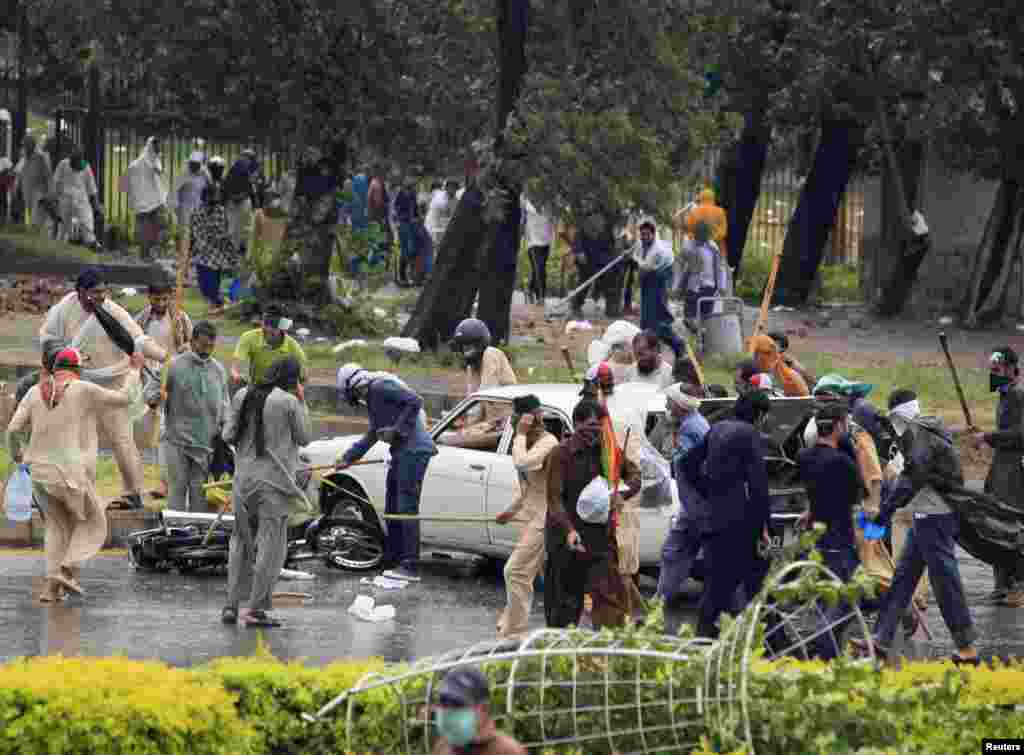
[337,363,371,405]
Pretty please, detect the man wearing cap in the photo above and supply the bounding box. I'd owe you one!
[231,308,308,386]
[580,362,615,401]
[433,667,526,754]
[494,394,560,640]
[7,347,143,599]
[797,403,864,658]
[852,390,980,664]
[656,383,711,605]
[40,268,168,509]
[687,390,773,638]
[976,346,1024,606]
[629,218,684,360]
[336,363,436,583]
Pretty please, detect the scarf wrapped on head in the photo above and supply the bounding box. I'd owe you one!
[888,399,920,435]
[236,356,302,456]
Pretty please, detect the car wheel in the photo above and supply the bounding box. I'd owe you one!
[317,518,386,572]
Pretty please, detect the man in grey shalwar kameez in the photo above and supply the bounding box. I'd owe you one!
[146,321,228,512]
[221,356,311,627]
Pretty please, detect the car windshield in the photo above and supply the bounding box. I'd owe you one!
[433,399,514,453]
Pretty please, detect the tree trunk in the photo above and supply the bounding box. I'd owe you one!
[405,0,529,349]
[726,106,771,274]
[401,188,488,349]
[962,180,1024,327]
[873,139,926,317]
[773,118,865,306]
[476,186,522,344]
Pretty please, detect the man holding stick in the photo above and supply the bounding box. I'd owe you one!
[40,268,168,510]
[336,364,437,583]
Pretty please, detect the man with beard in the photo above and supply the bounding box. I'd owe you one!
[975,347,1024,607]
[750,333,809,397]
[222,356,311,627]
[231,307,308,386]
[689,390,773,638]
[40,268,168,510]
[146,321,229,512]
[494,394,560,640]
[620,330,674,388]
[544,399,641,629]
[629,218,685,359]
[336,363,437,583]
[853,390,980,664]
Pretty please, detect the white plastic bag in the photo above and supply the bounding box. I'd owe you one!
[604,320,641,347]
[4,464,33,522]
[577,475,612,524]
[638,436,673,509]
[587,339,612,366]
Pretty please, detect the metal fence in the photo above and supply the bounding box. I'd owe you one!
[691,143,866,267]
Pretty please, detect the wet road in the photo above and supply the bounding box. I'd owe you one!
[2,544,1023,666]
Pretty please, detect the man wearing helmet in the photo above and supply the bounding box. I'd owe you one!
[453,318,517,396]
[335,363,436,582]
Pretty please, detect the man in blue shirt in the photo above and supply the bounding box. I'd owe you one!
[335,363,437,582]
[797,402,862,658]
[656,383,711,605]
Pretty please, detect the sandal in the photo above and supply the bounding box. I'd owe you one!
[221,606,238,625]
[951,653,982,667]
[242,610,282,628]
[849,637,888,661]
[52,574,83,596]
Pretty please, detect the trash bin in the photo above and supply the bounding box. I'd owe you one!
[697,296,744,356]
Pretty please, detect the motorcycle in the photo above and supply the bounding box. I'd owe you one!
[126,482,386,575]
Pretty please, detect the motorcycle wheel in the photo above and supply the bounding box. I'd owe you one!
[316,518,386,572]
[128,543,171,573]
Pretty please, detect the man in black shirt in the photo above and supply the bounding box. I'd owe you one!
[797,402,862,658]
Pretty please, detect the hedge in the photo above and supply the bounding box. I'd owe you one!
[2,646,1023,754]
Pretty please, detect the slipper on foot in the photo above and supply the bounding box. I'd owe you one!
[242,610,282,628]
[221,607,238,625]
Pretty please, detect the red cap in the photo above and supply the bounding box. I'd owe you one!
[53,347,83,370]
[596,362,614,386]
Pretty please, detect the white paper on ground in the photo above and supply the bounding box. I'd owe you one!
[278,568,316,581]
[348,594,397,622]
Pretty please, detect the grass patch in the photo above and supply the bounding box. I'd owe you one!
[734,253,861,305]
[0,228,100,263]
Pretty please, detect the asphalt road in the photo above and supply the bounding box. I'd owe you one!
[2,542,1023,667]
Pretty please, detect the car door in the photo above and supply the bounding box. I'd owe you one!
[421,398,514,549]
[487,408,571,552]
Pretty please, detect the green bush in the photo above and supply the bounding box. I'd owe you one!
[2,643,1023,754]
[734,254,862,306]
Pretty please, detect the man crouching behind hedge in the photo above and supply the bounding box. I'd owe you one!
[7,347,143,600]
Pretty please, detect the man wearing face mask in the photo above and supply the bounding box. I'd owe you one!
[231,307,308,386]
[852,390,980,664]
[51,145,102,248]
[976,347,1024,607]
[145,321,228,512]
[335,363,436,583]
[544,399,641,629]
[689,390,773,638]
[432,667,526,755]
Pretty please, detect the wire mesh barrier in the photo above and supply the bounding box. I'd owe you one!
[305,560,876,754]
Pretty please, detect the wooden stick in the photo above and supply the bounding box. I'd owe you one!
[202,458,388,490]
[382,514,497,523]
[561,346,574,374]
[750,247,783,345]
[683,337,706,390]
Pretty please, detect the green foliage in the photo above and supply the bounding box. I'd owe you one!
[735,254,861,305]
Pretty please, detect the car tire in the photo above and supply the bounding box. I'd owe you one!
[317,518,386,572]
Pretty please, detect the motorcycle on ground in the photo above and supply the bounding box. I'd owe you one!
[126,468,386,574]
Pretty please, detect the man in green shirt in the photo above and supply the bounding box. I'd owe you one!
[231,308,308,385]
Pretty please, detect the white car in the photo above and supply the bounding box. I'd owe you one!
[301,383,811,573]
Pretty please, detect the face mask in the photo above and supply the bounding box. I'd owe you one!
[436,707,478,747]
[71,158,86,172]
[990,372,1012,392]
[194,352,212,362]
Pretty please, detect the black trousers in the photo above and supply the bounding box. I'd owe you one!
[697,517,766,638]
[527,245,550,302]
